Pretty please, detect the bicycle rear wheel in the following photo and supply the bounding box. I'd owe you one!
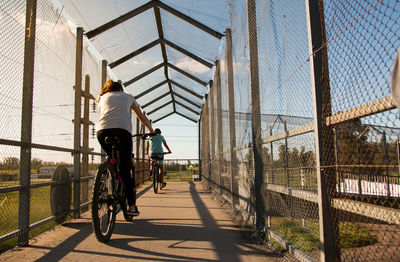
[92,162,117,242]
[120,184,134,222]
[152,166,159,193]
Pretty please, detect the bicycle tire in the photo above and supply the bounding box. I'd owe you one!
[153,166,159,193]
[92,162,117,242]
[121,184,133,222]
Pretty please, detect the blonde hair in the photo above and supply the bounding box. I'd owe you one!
[98,80,123,102]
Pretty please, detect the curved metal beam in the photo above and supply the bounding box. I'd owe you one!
[174,92,201,109]
[154,6,176,113]
[175,111,198,123]
[153,111,175,123]
[148,100,173,115]
[85,0,224,40]
[157,1,224,39]
[109,39,161,68]
[124,62,165,87]
[167,62,207,86]
[162,39,213,68]
[175,101,200,115]
[169,79,203,99]
[142,92,171,109]
[85,1,157,39]
[133,80,168,99]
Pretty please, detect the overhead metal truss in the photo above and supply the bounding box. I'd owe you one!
[84,0,224,122]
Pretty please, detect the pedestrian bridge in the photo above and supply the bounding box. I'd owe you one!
[1,1,400,261]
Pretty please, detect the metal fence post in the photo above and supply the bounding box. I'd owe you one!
[284,121,289,187]
[226,28,239,209]
[270,128,274,184]
[18,0,37,246]
[246,0,266,233]
[141,121,146,183]
[136,117,140,175]
[100,60,107,162]
[216,61,224,195]
[81,75,91,209]
[334,128,341,194]
[210,84,215,190]
[198,112,202,181]
[305,0,339,260]
[383,131,390,197]
[204,94,211,189]
[73,27,83,218]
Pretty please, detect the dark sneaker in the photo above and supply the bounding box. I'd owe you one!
[160,182,167,189]
[126,205,140,216]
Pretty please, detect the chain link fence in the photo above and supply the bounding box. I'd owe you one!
[0,0,150,251]
[200,0,400,261]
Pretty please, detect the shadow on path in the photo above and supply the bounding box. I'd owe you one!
[27,182,281,261]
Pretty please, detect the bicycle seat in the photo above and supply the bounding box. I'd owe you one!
[151,153,164,160]
[104,136,120,145]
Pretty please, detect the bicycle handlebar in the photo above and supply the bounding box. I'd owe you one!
[132,133,155,139]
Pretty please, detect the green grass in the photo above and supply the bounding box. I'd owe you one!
[271,218,376,252]
[340,222,376,249]
[164,170,194,181]
[272,218,320,252]
[0,180,86,254]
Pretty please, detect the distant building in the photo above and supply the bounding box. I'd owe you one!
[38,166,73,178]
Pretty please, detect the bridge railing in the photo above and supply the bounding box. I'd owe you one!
[200,1,400,261]
[0,0,153,250]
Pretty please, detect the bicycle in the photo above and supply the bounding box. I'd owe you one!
[150,152,170,193]
[92,134,145,242]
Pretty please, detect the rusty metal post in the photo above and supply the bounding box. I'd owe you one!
[210,84,216,191]
[383,131,390,197]
[100,60,107,162]
[216,61,224,195]
[198,112,202,181]
[270,127,274,184]
[18,0,37,246]
[81,75,90,210]
[226,28,239,208]
[284,121,289,187]
[306,0,339,260]
[204,95,211,189]
[247,0,266,233]
[141,122,146,185]
[73,27,83,218]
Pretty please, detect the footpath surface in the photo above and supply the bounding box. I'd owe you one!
[1,181,284,262]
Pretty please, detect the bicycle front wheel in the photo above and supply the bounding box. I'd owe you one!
[92,162,117,242]
[152,166,159,193]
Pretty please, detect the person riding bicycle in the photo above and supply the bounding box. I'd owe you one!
[96,80,153,216]
[146,128,171,189]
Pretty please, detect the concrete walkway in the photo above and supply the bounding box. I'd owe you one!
[1,181,284,261]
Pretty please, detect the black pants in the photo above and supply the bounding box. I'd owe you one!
[97,128,136,206]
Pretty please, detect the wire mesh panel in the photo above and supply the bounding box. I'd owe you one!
[322,0,400,261]
[0,0,111,249]
[196,0,400,261]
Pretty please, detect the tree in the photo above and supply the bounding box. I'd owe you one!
[31,158,43,170]
[3,157,19,170]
